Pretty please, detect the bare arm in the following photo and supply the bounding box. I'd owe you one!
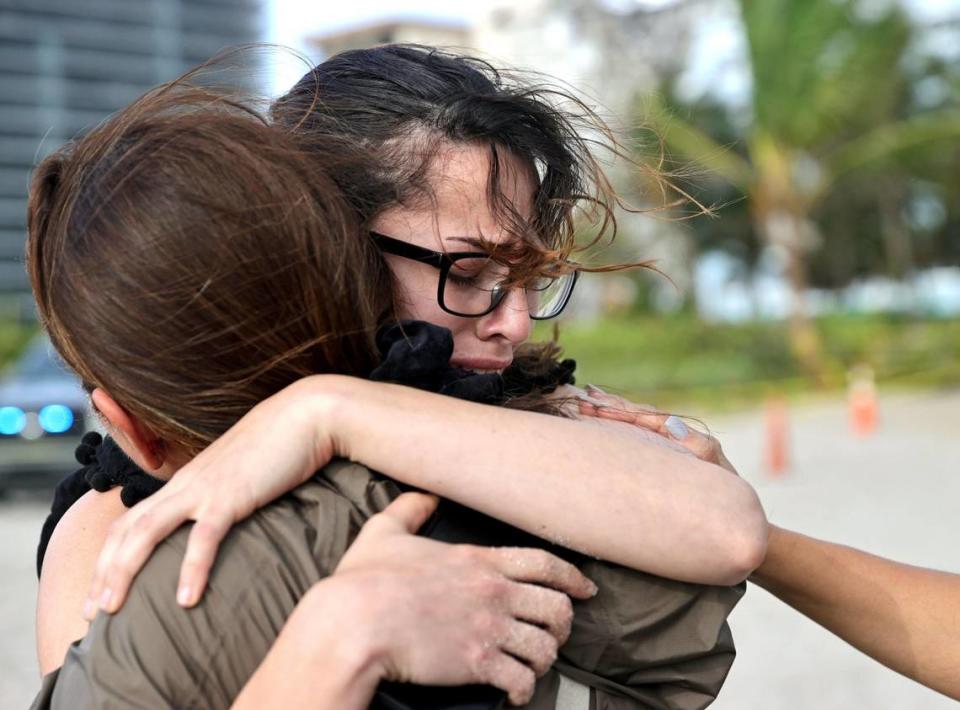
[231,577,382,710]
[87,375,766,616]
[322,376,766,584]
[751,525,960,700]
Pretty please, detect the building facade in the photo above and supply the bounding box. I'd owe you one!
[0,0,264,311]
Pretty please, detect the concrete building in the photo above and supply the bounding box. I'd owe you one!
[311,17,471,59]
[0,0,265,313]
[474,0,698,119]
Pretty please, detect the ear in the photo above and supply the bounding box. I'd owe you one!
[90,388,164,471]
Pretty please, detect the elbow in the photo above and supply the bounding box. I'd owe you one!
[720,525,768,586]
[715,487,770,586]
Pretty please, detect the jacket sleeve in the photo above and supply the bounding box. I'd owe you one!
[31,474,377,710]
[556,559,745,710]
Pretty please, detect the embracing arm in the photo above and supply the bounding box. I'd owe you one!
[751,525,960,700]
[319,376,766,585]
[231,576,382,710]
[86,375,766,617]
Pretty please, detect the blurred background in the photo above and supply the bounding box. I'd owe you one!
[0,0,958,707]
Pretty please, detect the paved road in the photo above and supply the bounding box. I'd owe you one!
[1,389,957,708]
[712,388,959,709]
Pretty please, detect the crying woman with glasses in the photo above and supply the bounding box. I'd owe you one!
[33,46,767,710]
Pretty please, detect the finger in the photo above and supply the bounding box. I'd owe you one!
[662,417,722,459]
[373,492,440,535]
[95,494,196,614]
[578,397,669,429]
[177,513,233,607]
[579,393,733,469]
[584,386,660,414]
[506,582,574,645]
[714,449,738,475]
[583,387,627,411]
[85,491,178,618]
[478,653,536,707]
[499,620,558,676]
[84,515,134,620]
[584,403,670,432]
[486,547,597,599]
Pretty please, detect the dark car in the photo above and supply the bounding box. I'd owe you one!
[0,336,95,491]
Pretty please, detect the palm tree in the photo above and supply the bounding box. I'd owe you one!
[645,0,960,378]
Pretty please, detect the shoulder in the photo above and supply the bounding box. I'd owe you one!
[65,478,365,707]
[36,487,126,675]
[319,459,401,519]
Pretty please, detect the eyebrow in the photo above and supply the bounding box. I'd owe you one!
[445,236,486,249]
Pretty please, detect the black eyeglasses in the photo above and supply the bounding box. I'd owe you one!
[370,231,578,319]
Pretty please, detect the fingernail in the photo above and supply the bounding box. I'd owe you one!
[83,597,96,620]
[99,587,113,612]
[665,416,690,440]
[177,585,192,607]
[588,580,599,597]
[585,384,605,396]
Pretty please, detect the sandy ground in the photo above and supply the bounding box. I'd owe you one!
[1,388,957,708]
[711,388,959,709]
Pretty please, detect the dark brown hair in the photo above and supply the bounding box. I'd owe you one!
[27,80,388,455]
[272,44,681,284]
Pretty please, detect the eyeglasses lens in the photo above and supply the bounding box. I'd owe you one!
[441,256,573,318]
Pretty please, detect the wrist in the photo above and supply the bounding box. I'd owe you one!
[749,524,791,589]
[299,578,387,693]
[288,374,361,466]
[232,576,384,710]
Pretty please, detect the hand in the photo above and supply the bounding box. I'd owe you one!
[84,377,339,618]
[574,384,738,475]
[310,493,597,706]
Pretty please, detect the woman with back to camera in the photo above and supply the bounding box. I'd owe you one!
[33,49,767,709]
[27,81,597,709]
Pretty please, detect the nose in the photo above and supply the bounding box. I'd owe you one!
[475,286,532,346]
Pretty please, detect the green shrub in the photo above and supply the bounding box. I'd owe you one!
[536,314,960,410]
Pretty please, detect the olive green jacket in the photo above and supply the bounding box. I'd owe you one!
[32,461,743,710]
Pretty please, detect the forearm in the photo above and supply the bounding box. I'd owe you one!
[752,526,960,699]
[232,580,383,710]
[309,376,766,585]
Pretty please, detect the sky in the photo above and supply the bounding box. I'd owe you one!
[268,0,960,102]
[266,0,732,95]
[269,0,686,49]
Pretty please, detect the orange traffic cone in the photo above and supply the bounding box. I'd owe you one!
[848,365,878,437]
[764,396,789,477]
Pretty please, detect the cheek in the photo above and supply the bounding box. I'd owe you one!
[390,278,476,343]
[388,262,455,326]
[396,293,449,324]
[385,261,477,346]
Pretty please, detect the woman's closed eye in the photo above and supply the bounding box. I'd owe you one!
[448,259,505,291]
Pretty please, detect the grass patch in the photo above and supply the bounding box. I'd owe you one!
[537,314,960,411]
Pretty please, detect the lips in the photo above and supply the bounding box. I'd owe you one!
[451,357,512,373]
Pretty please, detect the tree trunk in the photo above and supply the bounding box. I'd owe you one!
[757,209,826,383]
[878,180,918,313]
